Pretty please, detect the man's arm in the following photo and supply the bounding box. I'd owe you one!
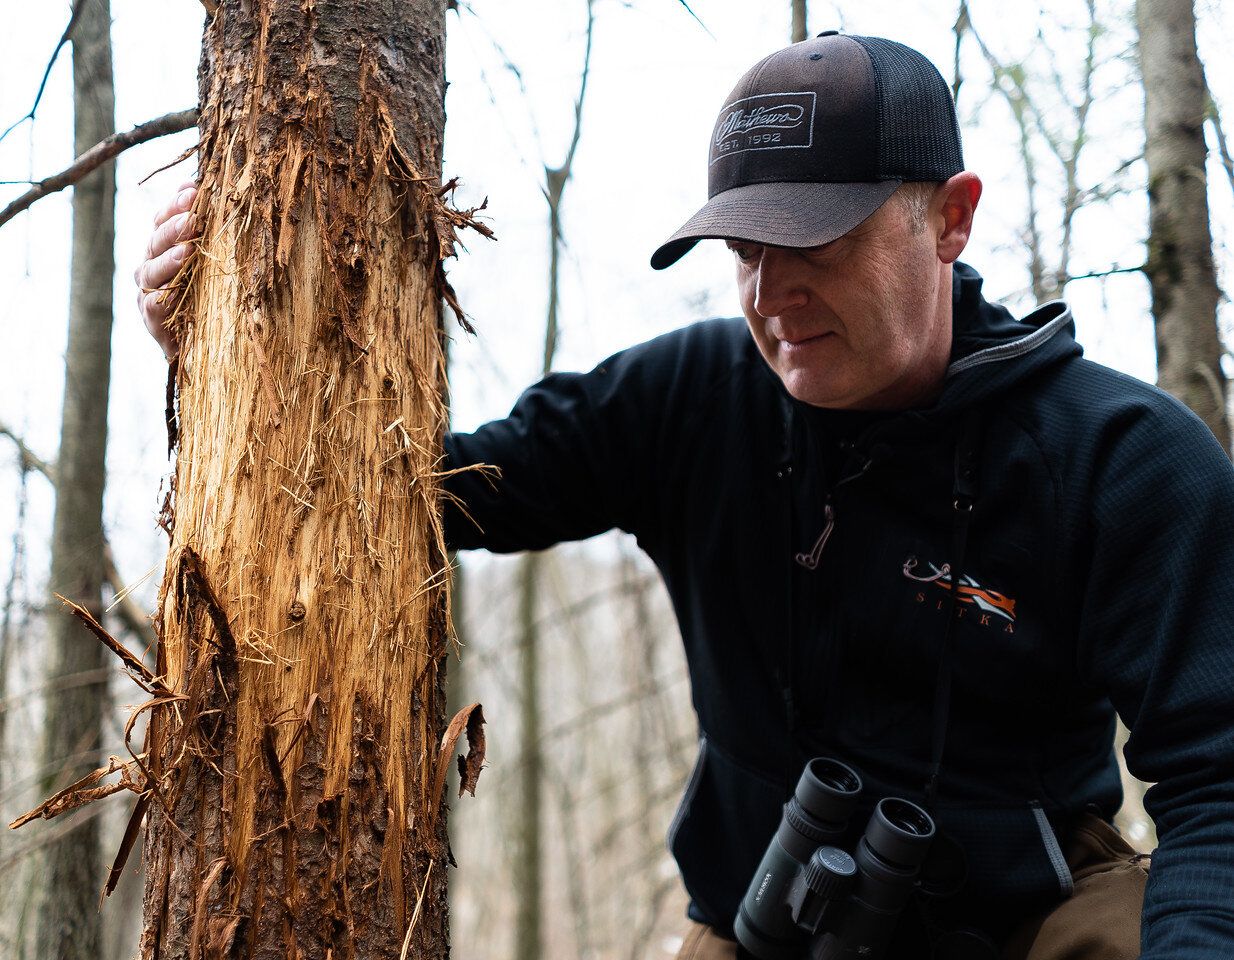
[135,186,731,557]
[1077,396,1234,957]
[443,321,731,555]
[443,364,654,552]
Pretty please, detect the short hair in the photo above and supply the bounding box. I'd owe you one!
[894,181,940,234]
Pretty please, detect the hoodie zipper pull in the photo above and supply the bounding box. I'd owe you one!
[795,501,835,571]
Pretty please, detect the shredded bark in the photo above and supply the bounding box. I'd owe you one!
[53,593,167,693]
[429,702,485,828]
[165,357,179,456]
[260,724,287,804]
[10,755,145,829]
[176,548,237,657]
[139,141,200,186]
[137,3,462,955]
[188,858,227,960]
[104,793,151,897]
[456,704,486,798]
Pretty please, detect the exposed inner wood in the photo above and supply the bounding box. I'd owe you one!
[141,3,459,956]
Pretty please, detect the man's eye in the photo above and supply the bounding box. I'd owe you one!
[728,243,760,262]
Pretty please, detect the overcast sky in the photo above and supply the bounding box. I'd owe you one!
[1,0,1231,599]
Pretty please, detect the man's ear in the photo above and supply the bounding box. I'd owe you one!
[935,171,982,264]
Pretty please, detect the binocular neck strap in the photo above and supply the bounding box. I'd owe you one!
[925,409,983,810]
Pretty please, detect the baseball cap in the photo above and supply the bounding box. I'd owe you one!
[650,32,964,270]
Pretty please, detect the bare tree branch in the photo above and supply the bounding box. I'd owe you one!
[539,670,687,743]
[969,6,1120,303]
[540,0,596,373]
[557,0,595,193]
[468,576,658,676]
[1075,152,1143,205]
[1061,264,1146,283]
[792,0,808,43]
[1208,96,1234,199]
[0,422,156,649]
[625,875,682,960]
[674,0,714,38]
[102,547,157,651]
[966,17,1048,302]
[952,0,969,105]
[0,422,54,477]
[0,0,89,147]
[0,108,198,230]
[1055,0,1099,295]
[455,0,547,163]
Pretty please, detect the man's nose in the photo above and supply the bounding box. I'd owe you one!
[752,248,808,318]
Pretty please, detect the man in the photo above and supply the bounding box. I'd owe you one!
[137,32,1234,960]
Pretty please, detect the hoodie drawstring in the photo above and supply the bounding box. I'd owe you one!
[795,503,835,570]
[925,409,983,809]
[793,450,886,570]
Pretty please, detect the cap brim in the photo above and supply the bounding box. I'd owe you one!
[650,179,902,270]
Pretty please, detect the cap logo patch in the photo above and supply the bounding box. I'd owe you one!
[710,91,816,165]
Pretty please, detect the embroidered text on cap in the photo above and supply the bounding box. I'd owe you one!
[710,92,818,165]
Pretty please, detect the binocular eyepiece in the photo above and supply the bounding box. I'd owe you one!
[735,758,936,960]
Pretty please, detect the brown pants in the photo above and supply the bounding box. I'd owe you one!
[675,816,1149,960]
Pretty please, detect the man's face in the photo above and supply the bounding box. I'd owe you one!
[730,192,952,410]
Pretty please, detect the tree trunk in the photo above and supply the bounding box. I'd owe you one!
[791,0,807,43]
[142,2,455,957]
[1137,0,1229,451]
[512,16,592,947]
[512,183,559,960]
[514,552,543,960]
[0,462,32,960]
[0,464,32,805]
[35,0,115,955]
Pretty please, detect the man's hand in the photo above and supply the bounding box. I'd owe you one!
[134,180,198,360]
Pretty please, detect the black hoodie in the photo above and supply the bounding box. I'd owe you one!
[444,263,1234,957]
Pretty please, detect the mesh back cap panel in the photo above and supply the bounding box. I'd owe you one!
[851,36,964,180]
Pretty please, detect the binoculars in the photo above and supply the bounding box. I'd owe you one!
[735,757,936,960]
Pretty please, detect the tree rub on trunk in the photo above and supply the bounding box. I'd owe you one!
[144,2,464,957]
[1137,0,1229,452]
[36,0,115,955]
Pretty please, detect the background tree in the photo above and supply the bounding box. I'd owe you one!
[0,450,32,960]
[1137,0,1229,450]
[964,0,1119,305]
[35,0,115,956]
[514,5,594,957]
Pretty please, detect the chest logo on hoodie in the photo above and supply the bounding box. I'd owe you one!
[902,556,1017,630]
